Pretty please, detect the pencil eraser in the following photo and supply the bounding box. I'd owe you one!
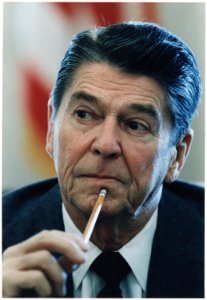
[99,189,107,197]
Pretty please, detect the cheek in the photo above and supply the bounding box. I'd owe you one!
[56,127,90,178]
[126,144,167,196]
[127,138,172,181]
[126,145,170,211]
[127,146,156,180]
[57,134,76,172]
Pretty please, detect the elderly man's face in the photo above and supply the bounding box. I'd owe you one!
[46,63,182,221]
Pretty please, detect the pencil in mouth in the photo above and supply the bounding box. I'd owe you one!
[83,188,107,244]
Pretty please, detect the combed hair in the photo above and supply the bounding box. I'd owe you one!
[51,21,201,143]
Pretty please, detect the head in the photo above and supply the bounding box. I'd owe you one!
[51,21,201,144]
[46,22,201,226]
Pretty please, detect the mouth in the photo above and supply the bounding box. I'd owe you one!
[79,174,121,181]
[78,174,123,184]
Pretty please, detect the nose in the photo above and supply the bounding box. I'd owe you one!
[91,118,121,159]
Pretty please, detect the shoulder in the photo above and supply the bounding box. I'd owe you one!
[160,180,204,246]
[163,180,204,199]
[3,177,64,250]
[3,177,59,204]
[148,180,204,297]
[3,177,61,216]
[163,180,204,218]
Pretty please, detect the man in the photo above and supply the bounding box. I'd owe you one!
[3,22,204,298]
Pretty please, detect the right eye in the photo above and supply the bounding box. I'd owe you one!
[75,110,92,120]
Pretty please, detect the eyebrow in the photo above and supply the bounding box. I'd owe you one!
[128,103,161,123]
[70,91,98,105]
[69,90,162,125]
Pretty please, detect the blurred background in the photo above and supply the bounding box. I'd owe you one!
[3,2,205,191]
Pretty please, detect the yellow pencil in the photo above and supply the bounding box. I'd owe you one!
[83,189,107,244]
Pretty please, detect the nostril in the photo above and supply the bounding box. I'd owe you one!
[109,152,119,159]
[94,149,101,156]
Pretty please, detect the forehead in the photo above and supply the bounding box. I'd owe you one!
[64,62,167,113]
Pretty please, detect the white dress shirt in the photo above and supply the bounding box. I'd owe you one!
[62,204,158,298]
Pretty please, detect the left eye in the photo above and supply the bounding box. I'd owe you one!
[126,120,148,131]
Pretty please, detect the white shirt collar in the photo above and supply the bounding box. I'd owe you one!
[119,208,158,292]
[62,203,158,293]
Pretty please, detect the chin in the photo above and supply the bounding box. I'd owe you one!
[67,187,132,217]
[68,193,98,216]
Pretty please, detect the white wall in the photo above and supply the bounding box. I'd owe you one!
[159,3,205,183]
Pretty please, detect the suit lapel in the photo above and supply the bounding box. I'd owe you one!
[146,187,204,297]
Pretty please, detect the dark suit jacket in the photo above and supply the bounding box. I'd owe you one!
[3,178,204,298]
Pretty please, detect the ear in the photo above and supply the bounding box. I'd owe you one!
[45,98,55,159]
[165,129,193,183]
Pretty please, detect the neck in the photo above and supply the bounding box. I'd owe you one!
[65,202,157,251]
[63,187,162,251]
[90,208,156,250]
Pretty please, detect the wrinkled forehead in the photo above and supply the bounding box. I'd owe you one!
[60,62,171,122]
[64,63,167,106]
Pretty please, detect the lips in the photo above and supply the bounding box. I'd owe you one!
[74,164,130,185]
[80,174,120,181]
[78,174,124,184]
